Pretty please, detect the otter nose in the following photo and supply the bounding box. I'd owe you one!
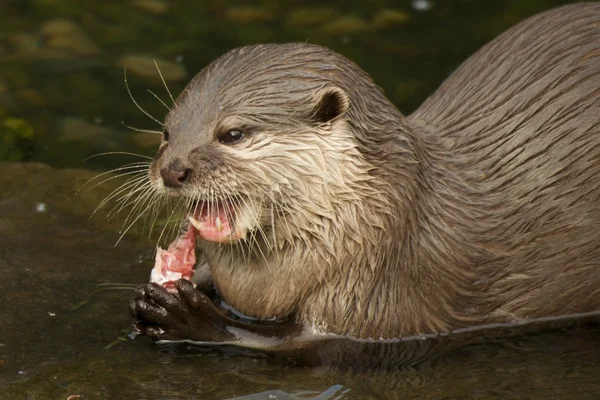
[160,159,191,188]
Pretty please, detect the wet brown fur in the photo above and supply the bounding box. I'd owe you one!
[149,3,600,339]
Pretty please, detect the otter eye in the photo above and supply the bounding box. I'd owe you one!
[163,129,170,142]
[218,129,245,144]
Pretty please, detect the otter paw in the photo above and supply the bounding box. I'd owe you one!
[129,280,236,343]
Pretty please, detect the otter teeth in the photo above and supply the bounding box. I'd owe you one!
[188,216,204,231]
[188,215,226,232]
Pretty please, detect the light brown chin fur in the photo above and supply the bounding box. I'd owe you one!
[151,3,600,339]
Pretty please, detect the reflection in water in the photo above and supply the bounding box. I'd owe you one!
[225,385,347,400]
[285,312,600,372]
[158,311,600,372]
[1,0,598,398]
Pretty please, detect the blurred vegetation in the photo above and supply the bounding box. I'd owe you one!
[0,0,583,169]
[0,108,34,161]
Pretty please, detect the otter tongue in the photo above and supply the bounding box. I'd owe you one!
[192,203,234,242]
[149,221,196,293]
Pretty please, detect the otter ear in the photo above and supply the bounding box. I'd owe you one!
[310,87,350,125]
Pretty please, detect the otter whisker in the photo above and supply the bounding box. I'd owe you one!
[189,193,201,224]
[92,174,149,217]
[270,203,276,254]
[121,122,163,135]
[233,199,251,265]
[87,166,149,228]
[147,195,167,240]
[233,182,276,256]
[240,195,271,271]
[245,181,288,218]
[77,163,150,195]
[81,172,149,212]
[275,201,296,254]
[221,183,250,265]
[147,88,171,112]
[117,183,161,235]
[161,198,178,244]
[112,183,156,226]
[154,59,175,105]
[155,197,184,247]
[210,188,217,246]
[124,64,164,127]
[168,196,189,242]
[152,196,172,246]
[115,198,161,246]
[186,193,198,226]
[91,173,149,216]
[239,179,296,254]
[142,191,166,236]
[83,152,153,162]
[229,200,249,264]
[189,196,206,240]
[106,175,152,214]
[252,194,276,252]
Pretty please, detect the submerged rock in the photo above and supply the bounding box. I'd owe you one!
[225,7,274,24]
[132,0,169,15]
[16,88,47,107]
[5,33,40,56]
[58,117,116,144]
[0,79,15,109]
[285,8,336,27]
[372,9,411,28]
[40,19,101,56]
[322,16,370,36]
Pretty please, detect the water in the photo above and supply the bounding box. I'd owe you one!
[1,0,599,398]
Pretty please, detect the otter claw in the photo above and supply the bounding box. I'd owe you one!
[129,279,236,343]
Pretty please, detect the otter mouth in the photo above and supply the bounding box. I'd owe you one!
[188,200,247,243]
[149,198,254,292]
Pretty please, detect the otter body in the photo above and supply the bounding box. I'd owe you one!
[132,3,600,343]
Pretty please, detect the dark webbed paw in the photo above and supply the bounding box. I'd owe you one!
[129,279,236,343]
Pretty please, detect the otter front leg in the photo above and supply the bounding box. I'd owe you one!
[129,279,300,345]
[130,280,234,342]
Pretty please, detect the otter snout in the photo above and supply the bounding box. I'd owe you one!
[160,158,191,188]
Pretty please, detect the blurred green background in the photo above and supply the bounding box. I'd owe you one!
[0,0,586,169]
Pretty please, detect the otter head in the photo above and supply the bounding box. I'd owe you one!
[148,43,405,269]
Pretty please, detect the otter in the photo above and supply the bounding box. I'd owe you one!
[129,3,600,355]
